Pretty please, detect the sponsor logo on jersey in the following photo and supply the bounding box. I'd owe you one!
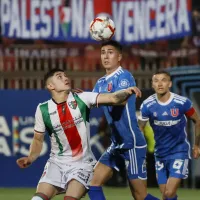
[68,100,77,109]
[59,116,84,130]
[119,79,130,88]
[170,108,179,117]
[107,82,112,92]
[154,119,181,126]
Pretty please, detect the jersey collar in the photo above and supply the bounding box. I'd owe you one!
[105,66,122,80]
[155,92,174,105]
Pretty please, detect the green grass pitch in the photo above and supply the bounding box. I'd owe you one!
[0,187,200,200]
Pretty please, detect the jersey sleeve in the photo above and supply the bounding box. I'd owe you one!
[78,92,99,108]
[34,104,46,133]
[115,72,136,91]
[138,102,150,121]
[183,98,195,116]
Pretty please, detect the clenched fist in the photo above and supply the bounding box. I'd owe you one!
[16,157,33,168]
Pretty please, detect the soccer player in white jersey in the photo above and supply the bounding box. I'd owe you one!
[16,68,141,200]
[89,40,159,200]
[138,71,200,200]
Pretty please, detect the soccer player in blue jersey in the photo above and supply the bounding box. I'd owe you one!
[138,71,200,200]
[88,40,159,200]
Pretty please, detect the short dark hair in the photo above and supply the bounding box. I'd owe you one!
[101,40,122,53]
[44,68,65,85]
[153,70,171,80]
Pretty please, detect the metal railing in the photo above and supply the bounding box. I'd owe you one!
[0,45,155,90]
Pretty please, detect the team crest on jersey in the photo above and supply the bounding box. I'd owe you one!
[119,79,130,88]
[68,100,77,109]
[153,112,157,117]
[107,82,112,92]
[170,108,179,117]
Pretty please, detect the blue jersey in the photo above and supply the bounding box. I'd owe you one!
[93,67,146,149]
[140,92,192,159]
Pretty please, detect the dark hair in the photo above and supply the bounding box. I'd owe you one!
[44,68,65,86]
[153,70,171,80]
[101,40,122,53]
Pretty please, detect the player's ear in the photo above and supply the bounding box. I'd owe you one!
[118,53,122,62]
[46,77,55,90]
[46,82,54,90]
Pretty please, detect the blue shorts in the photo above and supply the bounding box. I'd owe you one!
[98,146,147,180]
[155,158,189,184]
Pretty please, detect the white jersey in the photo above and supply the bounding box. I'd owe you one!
[34,91,99,164]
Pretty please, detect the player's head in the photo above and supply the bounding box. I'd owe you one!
[44,68,71,93]
[152,70,172,95]
[100,40,122,72]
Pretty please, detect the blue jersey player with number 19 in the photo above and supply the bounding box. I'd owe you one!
[138,71,200,200]
[88,40,159,200]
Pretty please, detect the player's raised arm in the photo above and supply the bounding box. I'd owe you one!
[97,86,139,106]
[138,119,148,133]
[187,110,200,159]
[16,131,44,168]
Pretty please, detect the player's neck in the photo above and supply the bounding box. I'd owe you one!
[105,66,120,75]
[51,90,70,104]
[156,91,171,103]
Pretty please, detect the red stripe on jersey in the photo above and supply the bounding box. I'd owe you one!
[185,107,195,117]
[57,103,83,157]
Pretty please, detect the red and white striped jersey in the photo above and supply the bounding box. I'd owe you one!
[34,92,99,163]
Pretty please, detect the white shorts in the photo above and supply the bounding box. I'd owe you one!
[39,159,95,190]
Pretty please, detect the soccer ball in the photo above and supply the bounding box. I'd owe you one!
[89,16,115,41]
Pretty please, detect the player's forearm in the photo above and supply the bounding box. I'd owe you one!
[112,89,132,103]
[29,137,43,162]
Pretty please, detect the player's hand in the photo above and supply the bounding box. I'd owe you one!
[192,145,200,159]
[126,86,142,98]
[16,157,33,168]
[72,88,84,93]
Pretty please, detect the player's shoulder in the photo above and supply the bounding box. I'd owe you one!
[96,76,106,84]
[117,67,132,77]
[73,91,94,99]
[142,94,157,107]
[172,93,189,105]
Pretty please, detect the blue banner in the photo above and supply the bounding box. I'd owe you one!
[0,90,104,187]
[0,0,192,44]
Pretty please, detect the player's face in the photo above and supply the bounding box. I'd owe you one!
[101,45,122,71]
[152,73,172,95]
[47,72,71,92]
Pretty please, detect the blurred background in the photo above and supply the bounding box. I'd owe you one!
[0,0,200,199]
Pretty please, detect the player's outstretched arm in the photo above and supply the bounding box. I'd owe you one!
[189,111,200,159]
[16,132,44,168]
[97,87,139,105]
